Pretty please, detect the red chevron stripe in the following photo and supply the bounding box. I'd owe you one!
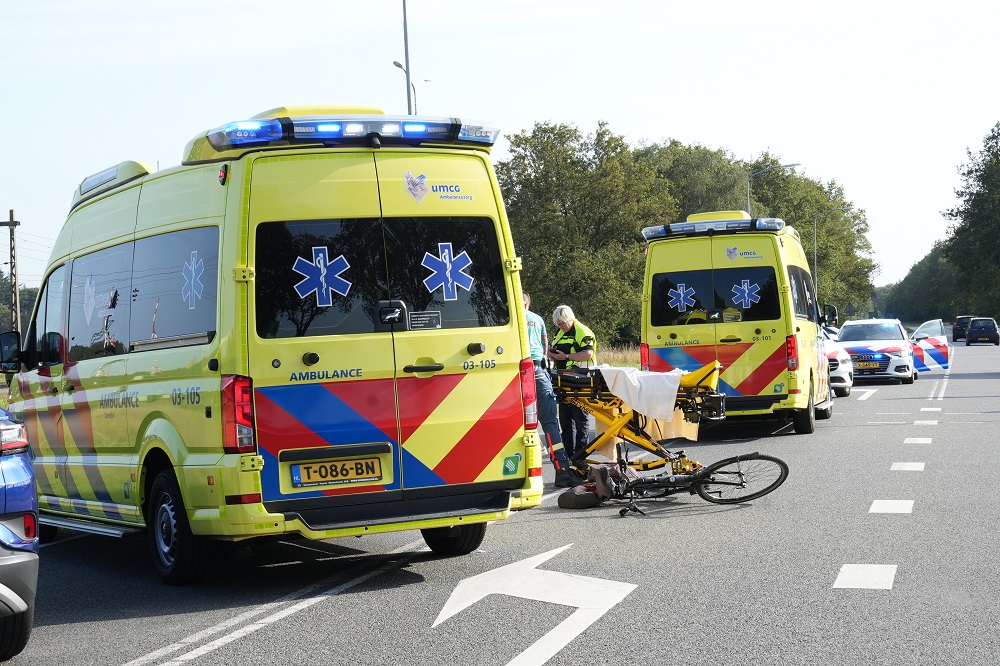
[735,344,788,396]
[433,375,522,484]
[396,373,466,444]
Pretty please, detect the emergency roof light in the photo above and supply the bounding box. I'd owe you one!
[193,112,501,157]
[641,217,787,241]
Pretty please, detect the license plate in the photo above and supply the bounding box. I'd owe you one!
[978,337,990,342]
[291,457,383,487]
[856,361,880,369]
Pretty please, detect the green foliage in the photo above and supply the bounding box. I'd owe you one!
[496,121,676,345]
[496,122,881,344]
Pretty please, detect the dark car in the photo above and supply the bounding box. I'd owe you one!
[965,317,1000,346]
[953,315,977,342]
[0,406,37,661]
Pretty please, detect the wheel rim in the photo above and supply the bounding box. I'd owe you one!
[154,492,178,567]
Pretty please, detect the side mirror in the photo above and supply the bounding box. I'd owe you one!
[0,330,20,374]
[822,304,839,327]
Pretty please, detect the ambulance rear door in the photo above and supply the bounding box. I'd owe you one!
[709,235,788,404]
[247,153,403,507]
[645,237,720,373]
[374,152,526,493]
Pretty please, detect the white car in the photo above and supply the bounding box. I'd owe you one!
[822,329,853,397]
[837,318,921,384]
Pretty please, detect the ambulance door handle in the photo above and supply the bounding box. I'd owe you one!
[48,385,59,395]
[403,364,444,373]
[719,336,742,343]
[62,383,75,392]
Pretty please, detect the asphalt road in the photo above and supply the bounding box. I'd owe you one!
[12,341,1000,665]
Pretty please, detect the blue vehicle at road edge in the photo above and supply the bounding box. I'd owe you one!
[0,405,37,661]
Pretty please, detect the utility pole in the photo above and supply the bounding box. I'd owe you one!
[0,211,20,332]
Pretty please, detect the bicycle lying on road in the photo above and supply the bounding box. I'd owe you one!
[551,363,789,512]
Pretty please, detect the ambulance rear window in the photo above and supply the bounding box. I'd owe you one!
[650,267,780,326]
[255,216,509,338]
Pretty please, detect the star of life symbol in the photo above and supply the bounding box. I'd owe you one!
[668,283,696,312]
[182,250,205,310]
[404,170,430,203]
[293,247,351,307]
[422,242,473,301]
[732,279,761,309]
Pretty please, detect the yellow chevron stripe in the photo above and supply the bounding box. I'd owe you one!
[402,371,511,468]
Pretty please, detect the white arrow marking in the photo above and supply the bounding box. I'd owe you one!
[434,544,637,666]
[856,388,878,400]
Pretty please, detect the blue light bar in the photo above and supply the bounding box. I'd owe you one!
[641,218,786,241]
[202,114,500,152]
[207,119,283,150]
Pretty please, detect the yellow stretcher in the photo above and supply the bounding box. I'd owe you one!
[551,361,725,475]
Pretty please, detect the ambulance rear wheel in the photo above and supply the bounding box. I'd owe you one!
[421,523,487,557]
[792,387,816,434]
[148,470,211,585]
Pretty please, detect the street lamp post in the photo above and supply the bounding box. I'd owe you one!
[812,207,853,293]
[745,163,800,216]
[392,61,430,114]
[400,0,413,115]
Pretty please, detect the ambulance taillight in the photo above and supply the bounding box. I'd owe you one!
[640,343,650,371]
[785,335,799,371]
[519,358,538,430]
[222,375,257,454]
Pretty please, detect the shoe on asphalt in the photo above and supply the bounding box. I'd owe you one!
[554,469,584,488]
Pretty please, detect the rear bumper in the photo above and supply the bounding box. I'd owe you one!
[0,550,37,617]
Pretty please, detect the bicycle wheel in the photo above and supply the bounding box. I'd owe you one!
[694,453,788,504]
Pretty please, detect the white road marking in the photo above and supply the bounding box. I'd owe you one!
[856,389,878,400]
[920,408,941,412]
[904,438,932,444]
[913,420,938,425]
[833,564,897,589]
[126,540,427,666]
[926,382,940,400]
[869,500,914,513]
[434,545,637,666]
[891,462,925,471]
[868,422,906,425]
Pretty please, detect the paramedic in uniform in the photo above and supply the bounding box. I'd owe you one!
[522,293,580,487]
[548,305,596,459]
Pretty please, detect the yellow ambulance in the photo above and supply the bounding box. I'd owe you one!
[640,211,833,433]
[0,106,543,583]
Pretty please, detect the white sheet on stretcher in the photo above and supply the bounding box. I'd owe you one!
[596,365,685,421]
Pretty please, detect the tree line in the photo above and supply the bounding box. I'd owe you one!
[881,122,1000,323]
[496,121,876,345]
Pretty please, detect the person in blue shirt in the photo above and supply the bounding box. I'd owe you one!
[523,292,580,487]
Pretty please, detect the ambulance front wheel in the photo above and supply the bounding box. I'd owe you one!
[148,469,211,585]
[421,522,487,557]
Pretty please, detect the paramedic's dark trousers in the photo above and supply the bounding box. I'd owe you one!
[559,403,589,459]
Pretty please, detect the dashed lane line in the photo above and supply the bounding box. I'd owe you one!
[869,500,914,514]
[833,564,897,589]
[890,462,925,471]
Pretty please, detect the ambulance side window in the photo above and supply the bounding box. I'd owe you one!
[68,243,132,360]
[131,227,220,344]
[255,219,388,338]
[33,264,68,366]
[787,266,816,322]
[650,270,715,326]
[384,216,510,329]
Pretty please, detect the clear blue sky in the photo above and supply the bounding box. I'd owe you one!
[2,0,997,289]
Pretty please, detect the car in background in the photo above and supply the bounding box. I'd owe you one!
[965,317,1000,345]
[952,315,977,342]
[823,325,841,340]
[837,318,919,384]
[0,406,37,661]
[822,328,853,397]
